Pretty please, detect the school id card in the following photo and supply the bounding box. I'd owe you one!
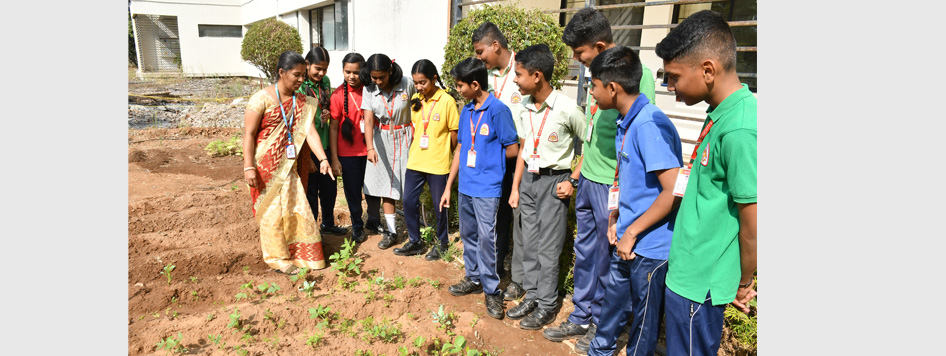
[286,144,297,159]
[528,154,540,173]
[672,167,690,197]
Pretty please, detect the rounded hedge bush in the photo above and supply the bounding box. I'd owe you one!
[442,3,570,91]
[241,18,304,82]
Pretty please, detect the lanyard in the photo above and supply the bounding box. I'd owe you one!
[529,105,552,154]
[380,89,397,118]
[275,85,297,144]
[421,97,439,134]
[493,52,515,99]
[613,123,632,187]
[687,119,715,168]
[468,110,486,152]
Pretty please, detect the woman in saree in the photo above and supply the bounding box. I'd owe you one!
[242,50,334,274]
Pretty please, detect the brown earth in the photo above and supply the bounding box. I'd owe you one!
[128,127,592,356]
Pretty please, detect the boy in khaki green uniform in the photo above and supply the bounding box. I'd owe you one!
[656,10,757,356]
[506,44,586,330]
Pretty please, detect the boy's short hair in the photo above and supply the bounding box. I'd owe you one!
[450,57,488,88]
[655,10,736,72]
[589,46,642,95]
[514,44,554,82]
[562,6,613,48]
[471,21,508,49]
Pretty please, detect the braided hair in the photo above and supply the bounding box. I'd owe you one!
[341,53,366,144]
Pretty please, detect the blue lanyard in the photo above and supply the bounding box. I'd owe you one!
[274,85,297,144]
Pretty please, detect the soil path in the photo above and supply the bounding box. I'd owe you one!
[128,127,587,356]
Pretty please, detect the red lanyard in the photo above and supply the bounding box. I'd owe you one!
[380,90,397,118]
[493,52,515,99]
[469,110,486,152]
[529,105,552,154]
[613,124,632,187]
[687,120,715,168]
[421,97,439,134]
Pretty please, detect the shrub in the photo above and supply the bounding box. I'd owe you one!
[442,2,571,92]
[204,136,243,157]
[241,18,304,82]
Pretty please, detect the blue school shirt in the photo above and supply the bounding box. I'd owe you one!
[457,94,519,198]
[614,94,684,261]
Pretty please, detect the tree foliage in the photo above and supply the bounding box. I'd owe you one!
[442,3,570,91]
[241,18,304,82]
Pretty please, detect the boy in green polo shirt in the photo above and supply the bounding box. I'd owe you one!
[655,10,757,356]
[507,44,586,330]
[542,7,658,349]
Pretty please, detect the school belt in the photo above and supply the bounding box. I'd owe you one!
[531,168,571,176]
[379,123,411,130]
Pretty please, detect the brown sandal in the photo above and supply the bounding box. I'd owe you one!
[274,265,300,275]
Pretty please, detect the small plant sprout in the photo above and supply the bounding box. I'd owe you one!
[299,280,317,298]
[413,335,425,348]
[430,305,457,335]
[290,267,310,284]
[155,332,187,355]
[159,264,176,286]
[470,314,479,328]
[190,290,199,301]
[206,312,215,322]
[189,276,198,283]
[329,238,363,278]
[227,308,242,329]
[305,330,324,349]
[242,266,250,274]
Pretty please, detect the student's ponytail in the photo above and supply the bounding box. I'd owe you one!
[341,82,354,144]
[390,60,403,87]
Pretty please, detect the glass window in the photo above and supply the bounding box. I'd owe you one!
[312,0,348,51]
[197,25,242,38]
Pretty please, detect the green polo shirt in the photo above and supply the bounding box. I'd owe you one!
[666,84,757,306]
[515,90,586,170]
[296,76,332,150]
[580,64,656,184]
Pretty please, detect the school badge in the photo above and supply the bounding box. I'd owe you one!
[433,113,440,121]
[511,91,522,104]
[548,132,559,142]
[479,123,490,136]
[701,144,710,166]
[401,93,409,101]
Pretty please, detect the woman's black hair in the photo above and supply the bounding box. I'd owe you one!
[275,50,307,81]
[359,53,403,92]
[409,59,450,111]
[304,46,332,108]
[341,52,366,144]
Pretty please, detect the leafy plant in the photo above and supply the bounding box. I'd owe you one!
[189,276,198,283]
[330,238,364,278]
[430,305,457,335]
[361,316,403,344]
[408,277,424,288]
[257,281,281,299]
[308,304,332,329]
[427,278,442,289]
[299,280,317,298]
[289,267,310,284]
[159,264,175,286]
[305,330,324,349]
[442,2,571,93]
[155,332,188,355]
[240,18,304,82]
[227,308,242,329]
[204,136,243,157]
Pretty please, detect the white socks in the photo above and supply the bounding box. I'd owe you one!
[385,214,396,233]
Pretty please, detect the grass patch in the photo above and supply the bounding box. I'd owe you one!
[205,136,243,157]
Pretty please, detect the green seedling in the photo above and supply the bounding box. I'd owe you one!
[329,238,363,277]
[189,276,198,283]
[383,293,394,307]
[159,264,175,286]
[361,317,403,344]
[206,312,215,321]
[227,308,242,329]
[299,280,317,297]
[427,278,441,289]
[430,305,457,334]
[364,290,376,304]
[256,282,281,300]
[413,335,426,348]
[242,266,250,274]
[155,332,187,355]
[408,277,424,288]
[190,291,199,301]
[308,304,332,321]
[289,267,310,284]
[305,330,324,349]
[207,334,225,349]
[235,292,248,301]
[470,314,479,328]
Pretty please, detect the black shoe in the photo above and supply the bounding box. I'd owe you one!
[503,281,525,301]
[448,277,483,296]
[425,244,447,261]
[485,294,505,320]
[351,229,366,243]
[506,299,537,320]
[393,240,426,256]
[378,232,397,250]
[575,323,596,353]
[364,221,382,235]
[320,224,348,235]
[542,320,589,342]
[519,308,555,330]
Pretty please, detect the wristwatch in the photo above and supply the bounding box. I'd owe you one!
[739,280,753,289]
[568,177,579,188]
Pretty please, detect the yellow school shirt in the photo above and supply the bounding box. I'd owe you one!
[407,89,460,175]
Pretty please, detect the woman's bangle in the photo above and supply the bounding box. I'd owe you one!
[319,157,328,162]
[244,167,256,172]
[367,148,375,152]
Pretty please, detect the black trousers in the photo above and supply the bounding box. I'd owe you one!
[307,150,338,228]
[337,155,367,231]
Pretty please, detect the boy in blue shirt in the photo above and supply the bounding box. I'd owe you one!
[439,57,520,320]
[586,46,683,356]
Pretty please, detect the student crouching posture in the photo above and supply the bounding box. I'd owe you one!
[585,46,683,356]
[656,10,757,356]
[471,21,524,301]
[299,46,347,237]
[392,59,460,260]
[544,6,659,349]
[361,54,418,250]
[329,53,369,243]
[438,57,519,320]
[242,50,335,274]
[507,44,586,329]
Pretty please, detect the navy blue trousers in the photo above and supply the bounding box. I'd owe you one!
[337,155,366,231]
[589,252,668,356]
[307,150,338,228]
[458,193,501,296]
[403,168,449,245]
[664,288,726,356]
[569,176,614,326]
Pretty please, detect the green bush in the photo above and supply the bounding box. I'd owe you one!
[241,18,304,82]
[205,136,243,157]
[442,2,571,93]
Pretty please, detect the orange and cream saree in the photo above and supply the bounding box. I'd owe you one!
[246,89,326,271]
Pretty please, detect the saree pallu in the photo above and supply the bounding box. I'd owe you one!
[249,90,326,270]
